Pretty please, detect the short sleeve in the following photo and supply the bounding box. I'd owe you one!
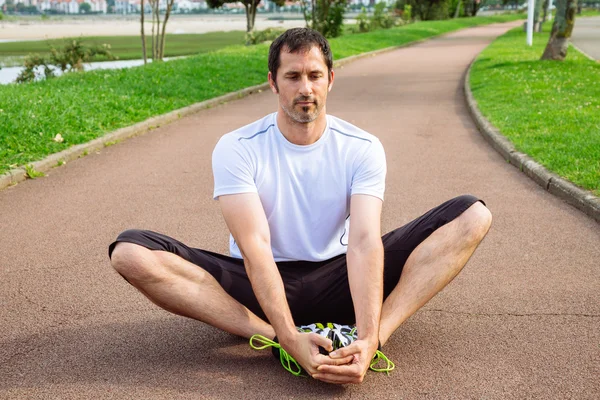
[351,139,387,201]
[212,134,257,200]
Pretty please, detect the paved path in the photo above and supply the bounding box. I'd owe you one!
[572,16,600,60]
[1,23,598,399]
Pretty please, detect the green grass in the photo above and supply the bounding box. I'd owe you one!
[579,8,600,17]
[0,31,246,65]
[470,27,600,196]
[0,14,525,175]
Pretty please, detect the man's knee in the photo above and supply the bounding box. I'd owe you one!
[110,242,160,284]
[460,201,492,243]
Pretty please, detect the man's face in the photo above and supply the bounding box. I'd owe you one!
[270,45,334,124]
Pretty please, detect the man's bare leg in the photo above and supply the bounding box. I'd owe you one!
[378,201,492,346]
[110,242,275,340]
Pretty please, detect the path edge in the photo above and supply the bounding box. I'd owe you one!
[0,35,439,192]
[464,60,600,223]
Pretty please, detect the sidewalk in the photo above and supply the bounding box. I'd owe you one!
[572,16,600,60]
[1,23,598,399]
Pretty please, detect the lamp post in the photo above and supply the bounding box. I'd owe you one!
[527,0,535,46]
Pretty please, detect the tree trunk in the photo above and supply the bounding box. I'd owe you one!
[539,0,548,32]
[141,0,147,64]
[150,0,156,61]
[154,2,161,60]
[454,0,462,18]
[249,1,257,32]
[472,0,479,17]
[301,0,311,28]
[534,0,545,31]
[159,0,174,59]
[541,0,577,60]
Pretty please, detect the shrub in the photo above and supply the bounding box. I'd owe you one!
[371,2,397,29]
[245,27,286,45]
[302,0,348,38]
[356,7,370,33]
[397,0,451,21]
[403,4,412,21]
[17,39,115,83]
[353,2,400,33]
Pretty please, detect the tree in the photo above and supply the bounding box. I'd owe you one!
[463,0,480,16]
[398,0,452,20]
[541,0,577,60]
[79,2,92,13]
[207,0,285,33]
[300,0,348,38]
[146,0,176,61]
[538,0,549,32]
[453,0,462,18]
[141,0,147,64]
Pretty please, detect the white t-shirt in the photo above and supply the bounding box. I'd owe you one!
[212,112,386,262]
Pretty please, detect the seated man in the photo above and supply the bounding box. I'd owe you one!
[109,28,492,385]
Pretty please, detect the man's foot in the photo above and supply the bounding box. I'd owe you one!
[249,323,395,376]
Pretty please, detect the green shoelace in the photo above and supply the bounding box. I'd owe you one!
[249,334,395,376]
[250,334,303,376]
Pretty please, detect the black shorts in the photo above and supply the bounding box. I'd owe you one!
[108,195,484,325]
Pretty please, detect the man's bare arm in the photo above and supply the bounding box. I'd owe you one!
[315,194,384,384]
[219,193,297,340]
[219,193,348,375]
[347,194,384,348]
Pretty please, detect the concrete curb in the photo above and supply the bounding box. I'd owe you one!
[464,60,600,223]
[0,35,436,192]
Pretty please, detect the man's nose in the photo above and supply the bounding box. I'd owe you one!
[299,76,312,96]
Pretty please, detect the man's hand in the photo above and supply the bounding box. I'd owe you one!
[312,339,378,384]
[280,332,354,377]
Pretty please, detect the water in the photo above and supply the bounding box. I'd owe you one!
[0,57,178,84]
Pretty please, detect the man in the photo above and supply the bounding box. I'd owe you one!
[109,28,492,384]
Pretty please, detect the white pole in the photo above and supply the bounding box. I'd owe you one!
[548,0,553,21]
[527,0,535,46]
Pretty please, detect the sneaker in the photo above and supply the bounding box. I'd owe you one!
[249,323,395,376]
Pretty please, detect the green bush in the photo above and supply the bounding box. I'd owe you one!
[371,2,397,29]
[397,0,451,21]
[303,0,348,38]
[245,28,286,45]
[355,7,370,32]
[403,4,412,21]
[17,39,115,83]
[353,3,400,33]
[0,11,4,20]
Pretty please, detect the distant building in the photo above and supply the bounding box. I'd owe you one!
[35,0,108,13]
[177,0,208,13]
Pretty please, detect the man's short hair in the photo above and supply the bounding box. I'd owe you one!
[268,28,333,85]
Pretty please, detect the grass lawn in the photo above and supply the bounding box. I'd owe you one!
[0,14,525,176]
[470,27,600,196]
[579,8,600,17]
[0,31,246,65]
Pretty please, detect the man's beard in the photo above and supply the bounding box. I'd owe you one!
[281,96,321,123]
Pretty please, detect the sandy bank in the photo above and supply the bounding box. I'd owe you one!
[0,15,306,40]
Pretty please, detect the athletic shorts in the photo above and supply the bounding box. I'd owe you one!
[108,194,484,325]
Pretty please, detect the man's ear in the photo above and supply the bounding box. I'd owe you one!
[328,70,335,92]
[268,71,278,94]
